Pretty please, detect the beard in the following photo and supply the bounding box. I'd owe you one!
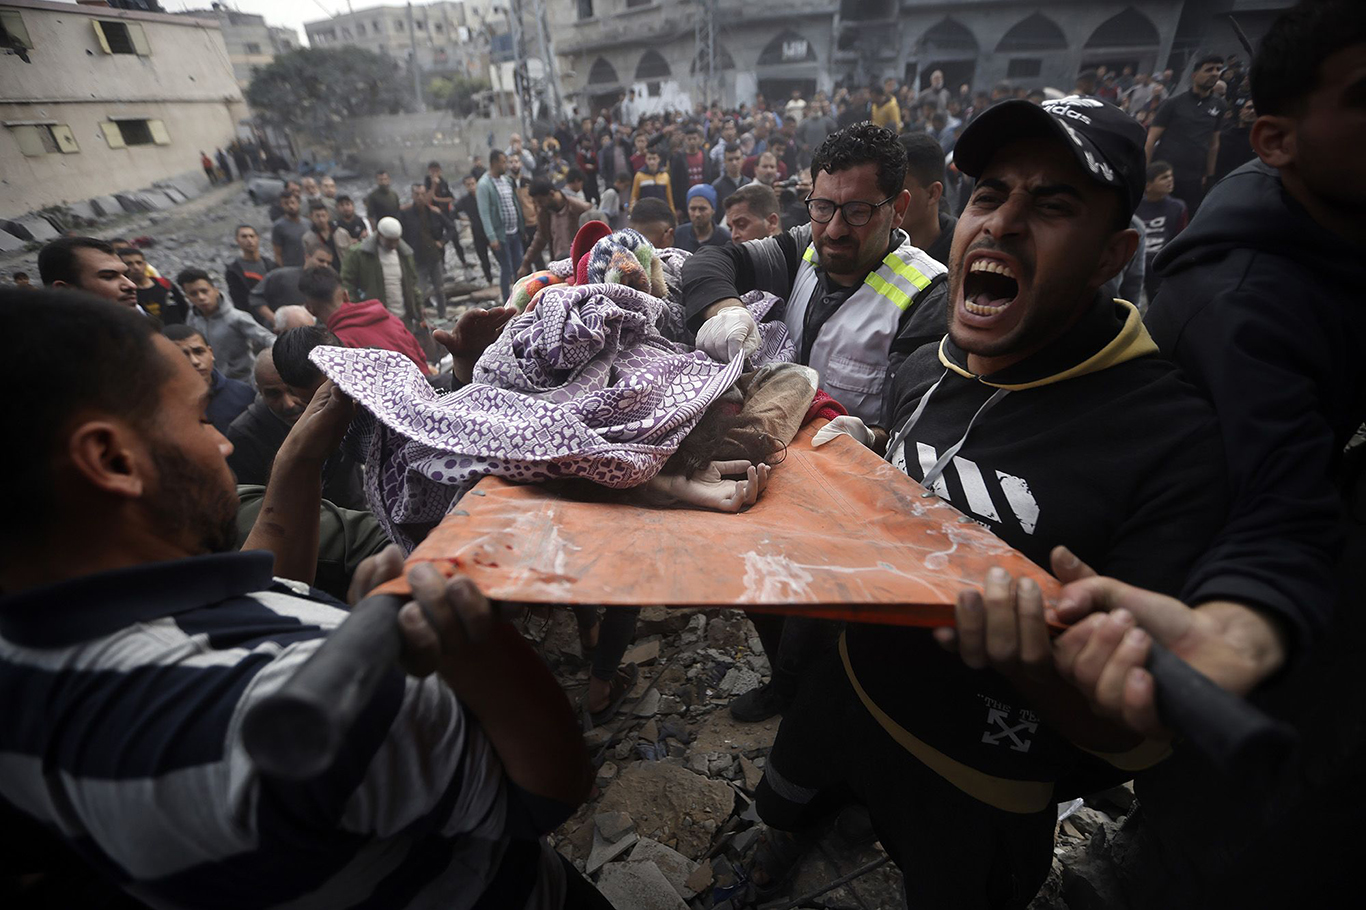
[147,444,240,555]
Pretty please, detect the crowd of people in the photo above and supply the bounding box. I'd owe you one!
[2,1,1364,908]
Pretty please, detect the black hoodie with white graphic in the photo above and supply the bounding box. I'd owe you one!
[841,296,1228,809]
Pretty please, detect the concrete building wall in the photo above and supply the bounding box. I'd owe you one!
[305,1,491,76]
[0,0,245,217]
[321,109,521,178]
[552,0,1203,115]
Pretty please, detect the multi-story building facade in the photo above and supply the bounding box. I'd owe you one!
[551,0,1288,116]
[177,5,300,90]
[0,0,247,217]
[304,1,501,79]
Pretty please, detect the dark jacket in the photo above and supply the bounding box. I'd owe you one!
[339,234,420,327]
[1148,160,1366,648]
[206,369,254,437]
[670,150,715,210]
[398,203,453,265]
[226,255,277,320]
[854,296,1227,809]
[227,400,366,510]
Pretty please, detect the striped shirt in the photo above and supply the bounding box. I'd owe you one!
[0,552,564,910]
[494,176,520,238]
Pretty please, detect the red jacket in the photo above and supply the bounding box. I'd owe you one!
[325,299,430,373]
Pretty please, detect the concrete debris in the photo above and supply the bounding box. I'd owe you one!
[717,666,761,697]
[586,826,638,874]
[594,860,690,910]
[595,762,619,788]
[624,837,702,900]
[595,811,636,844]
[739,756,763,791]
[632,689,661,717]
[595,762,735,859]
[622,639,660,666]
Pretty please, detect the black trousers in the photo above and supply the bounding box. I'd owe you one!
[746,612,838,698]
[470,231,493,283]
[755,646,1056,910]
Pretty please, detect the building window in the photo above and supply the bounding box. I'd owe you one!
[8,124,79,157]
[93,20,150,56]
[646,80,661,97]
[434,22,443,33]
[1007,58,1042,79]
[101,119,170,148]
[626,0,651,8]
[1,10,34,50]
[416,20,426,31]
[395,19,405,31]
[577,0,593,19]
[373,19,381,31]
[244,42,262,54]
[342,28,352,40]
[357,23,366,35]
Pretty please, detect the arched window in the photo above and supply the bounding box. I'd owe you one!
[917,18,978,55]
[635,49,672,81]
[588,57,619,85]
[1085,7,1160,48]
[692,44,736,75]
[995,13,1067,53]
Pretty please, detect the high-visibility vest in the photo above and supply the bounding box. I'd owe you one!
[784,229,947,423]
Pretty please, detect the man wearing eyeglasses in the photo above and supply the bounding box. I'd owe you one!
[680,123,951,725]
[682,122,950,433]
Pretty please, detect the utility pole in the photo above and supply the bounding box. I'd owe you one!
[506,0,534,138]
[531,0,563,122]
[694,0,717,108]
[406,3,425,112]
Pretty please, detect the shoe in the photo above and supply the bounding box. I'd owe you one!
[728,682,792,723]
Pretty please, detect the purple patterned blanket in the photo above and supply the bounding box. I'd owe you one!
[313,280,791,550]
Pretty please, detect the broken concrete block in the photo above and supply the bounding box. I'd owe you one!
[718,667,760,697]
[13,215,58,241]
[160,187,188,205]
[632,689,661,717]
[114,193,149,213]
[595,811,635,844]
[64,200,99,223]
[622,639,660,666]
[596,761,619,788]
[586,826,637,874]
[89,195,122,217]
[739,756,763,791]
[596,761,735,859]
[594,860,689,910]
[0,230,26,252]
[626,837,701,900]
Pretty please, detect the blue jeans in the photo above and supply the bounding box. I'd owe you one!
[494,230,524,302]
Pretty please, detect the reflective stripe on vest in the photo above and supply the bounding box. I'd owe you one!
[785,230,946,423]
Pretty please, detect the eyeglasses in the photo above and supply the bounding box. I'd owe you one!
[805,195,896,227]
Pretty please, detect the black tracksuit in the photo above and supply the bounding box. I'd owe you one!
[758,296,1228,909]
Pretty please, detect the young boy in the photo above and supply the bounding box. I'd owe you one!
[630,149,673,207]
[599,172,633,230]
[562,168,587,201]
[1135,161,1189,300]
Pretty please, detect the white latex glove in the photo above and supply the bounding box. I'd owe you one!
[812,415,874,449]
[696,306,760,363]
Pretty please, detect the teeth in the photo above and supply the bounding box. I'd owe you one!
[964,300,1011,315]
[968,259,1016,279]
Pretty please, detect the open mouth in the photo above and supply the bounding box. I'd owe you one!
[962,258,1020,315]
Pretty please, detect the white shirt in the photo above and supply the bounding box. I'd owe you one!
[378,245,404,319]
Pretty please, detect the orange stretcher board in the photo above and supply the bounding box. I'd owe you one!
[376,422,1061,626]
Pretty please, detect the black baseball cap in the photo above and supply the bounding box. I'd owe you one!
[953,97,1147,214]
